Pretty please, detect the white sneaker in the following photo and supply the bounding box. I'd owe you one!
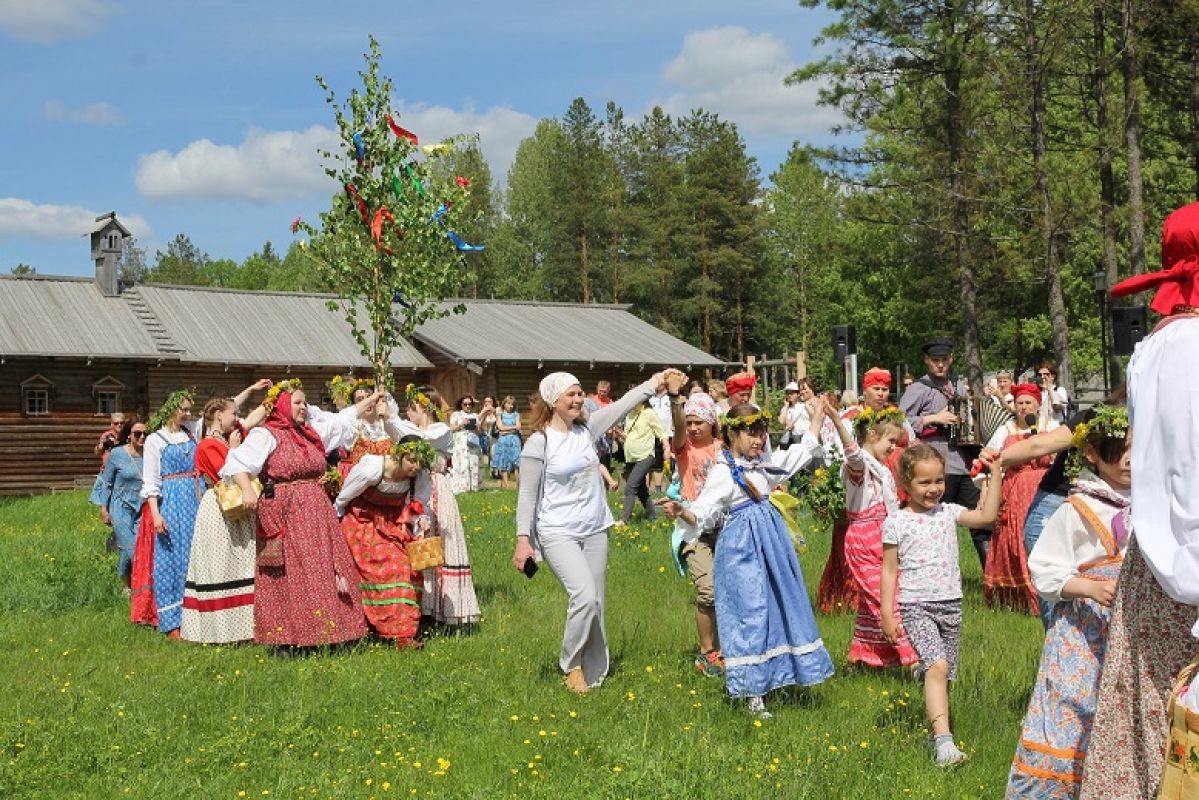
[747,696,772,720]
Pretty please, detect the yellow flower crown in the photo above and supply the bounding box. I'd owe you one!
[853,405,906,436]
[264,379,303,414]
[404,383,443,422]
[718,410,768,430]
[328,374,375,406]
[1066,404,1129,478]
[391,438,436,470]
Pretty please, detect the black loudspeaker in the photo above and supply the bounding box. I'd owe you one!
[1110,306,1148,356]
[832,324,857,363]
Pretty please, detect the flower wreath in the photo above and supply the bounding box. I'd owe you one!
[404,383,443,422]
[1066,404,1129,479]
[148,388,195,432]
[853,405,906,437]
[718,410,769,431]
[391,438,437,470]
[328,374,375,407]
[263,379,303,414]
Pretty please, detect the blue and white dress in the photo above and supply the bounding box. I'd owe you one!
[141,428,204,634]
[681,435,835,697]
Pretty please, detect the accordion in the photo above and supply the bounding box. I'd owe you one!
[949,398,1014,447]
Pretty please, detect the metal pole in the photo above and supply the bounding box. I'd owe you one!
[1098,292,1111,395]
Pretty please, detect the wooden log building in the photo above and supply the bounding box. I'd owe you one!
[0,213,728,494]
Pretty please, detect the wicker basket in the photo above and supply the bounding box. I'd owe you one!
[406,536,445,571]
[1160,657,1199,800]
[214,478,262,521]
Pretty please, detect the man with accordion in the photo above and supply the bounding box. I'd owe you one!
[898,338,992,568]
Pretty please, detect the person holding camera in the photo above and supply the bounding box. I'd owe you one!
[449,395,482,493]
[95,412,125,467]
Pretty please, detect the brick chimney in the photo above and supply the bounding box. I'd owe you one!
[90,212,130,296]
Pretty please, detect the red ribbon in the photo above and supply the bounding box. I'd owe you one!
[371,207,394,244]
[454,175,470,188]
[386,115,419,146]
[344,183,369,225]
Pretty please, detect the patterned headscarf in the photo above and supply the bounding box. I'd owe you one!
[539,372,580,406]
[683,392,717,426]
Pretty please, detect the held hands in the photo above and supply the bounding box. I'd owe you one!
[658,499,685,520]
[251,378,273,392]
[652,368,689,394]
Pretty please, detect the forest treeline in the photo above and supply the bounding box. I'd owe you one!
[88,2,1199,391]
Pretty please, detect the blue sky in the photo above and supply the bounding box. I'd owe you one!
[0,0,842,278]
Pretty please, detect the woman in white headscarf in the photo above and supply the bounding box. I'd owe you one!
[512,368,688,693]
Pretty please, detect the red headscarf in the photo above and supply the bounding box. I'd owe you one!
[1111,202,1199,315]
[724,373,757,395]
[863,367,892,389]
[264,391,325,459]
[1011,383,1041,404]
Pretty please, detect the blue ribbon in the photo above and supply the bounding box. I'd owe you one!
[447,231,484,252]
[352,132,366,162]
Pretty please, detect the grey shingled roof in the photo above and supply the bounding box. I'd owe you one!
[0,276,164,359]
[134,284,433,368]
[413,299,729,367]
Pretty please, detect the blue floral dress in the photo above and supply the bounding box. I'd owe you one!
[490,410,522,472]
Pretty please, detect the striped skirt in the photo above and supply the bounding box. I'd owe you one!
[180,489,255,644]
[421,472,481,626]
[341,489,422,641]
[845,504,917,668]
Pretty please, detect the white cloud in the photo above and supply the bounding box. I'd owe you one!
[0,198,151,241]
[389,101,538,182]
[132,103,537,203]
[657,26,841,139]
[43,99,121,126]
[0,0,117,43]
[133,126,340,203]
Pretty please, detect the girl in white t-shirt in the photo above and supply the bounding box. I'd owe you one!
[880,443,1003,767]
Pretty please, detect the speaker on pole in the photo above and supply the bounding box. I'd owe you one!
[832,324,857,363]
[1110,306,1148,356]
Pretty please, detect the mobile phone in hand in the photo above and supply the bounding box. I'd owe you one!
[522,557,538,579]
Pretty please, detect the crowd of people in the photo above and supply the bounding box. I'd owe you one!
[85,203,1199,797]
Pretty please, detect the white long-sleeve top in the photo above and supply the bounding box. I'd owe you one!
[677,431,822,541]
[1126,317,1199,636]
[139,420,201,500]
[1028,482,1129,604]
[383,417,453,456]
[841,440,899,515]
[333,453,433,519]
[220,405,356,478]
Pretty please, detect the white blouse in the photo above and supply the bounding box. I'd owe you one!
[1127,317,1199,636]
[842,441,899,515]
[333,453,433,520]
[387,418,453,456]
[220,405,357,478]
[1028,483,1129,604]
[984,419,1059,453]
[139,420,200,500]
[678,432,822,540]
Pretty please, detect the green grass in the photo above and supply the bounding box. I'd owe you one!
[0,490,1043,799]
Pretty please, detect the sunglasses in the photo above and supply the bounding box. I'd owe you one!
[131,431,147,438]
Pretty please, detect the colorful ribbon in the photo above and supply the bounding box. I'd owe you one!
[370,207,395,245]
[386,115,418,146]
[392,291,412,309]
[447,231,484,252]
[290,216,303,234]
[352,132,366,163]
[421,142,450,157]
[430,203,450,224]
[454,176,470,188]
[403,163,426,197]
[344,184,369,225]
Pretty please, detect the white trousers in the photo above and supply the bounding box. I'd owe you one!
[540,530,610,686]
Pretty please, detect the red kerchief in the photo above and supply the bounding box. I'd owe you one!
[1111,202,1199,315]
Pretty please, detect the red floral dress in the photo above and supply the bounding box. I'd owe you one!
[984,430,1049,614]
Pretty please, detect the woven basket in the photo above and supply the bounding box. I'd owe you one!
[1160,657,1199,800]
[406,536,445,572]
[214,478,262,521]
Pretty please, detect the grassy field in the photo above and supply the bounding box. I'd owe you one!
[0,489,1044,799]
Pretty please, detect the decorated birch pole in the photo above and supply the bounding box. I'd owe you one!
[293,37,482,390]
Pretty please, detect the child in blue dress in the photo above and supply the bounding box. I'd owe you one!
[663,400,836,717]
